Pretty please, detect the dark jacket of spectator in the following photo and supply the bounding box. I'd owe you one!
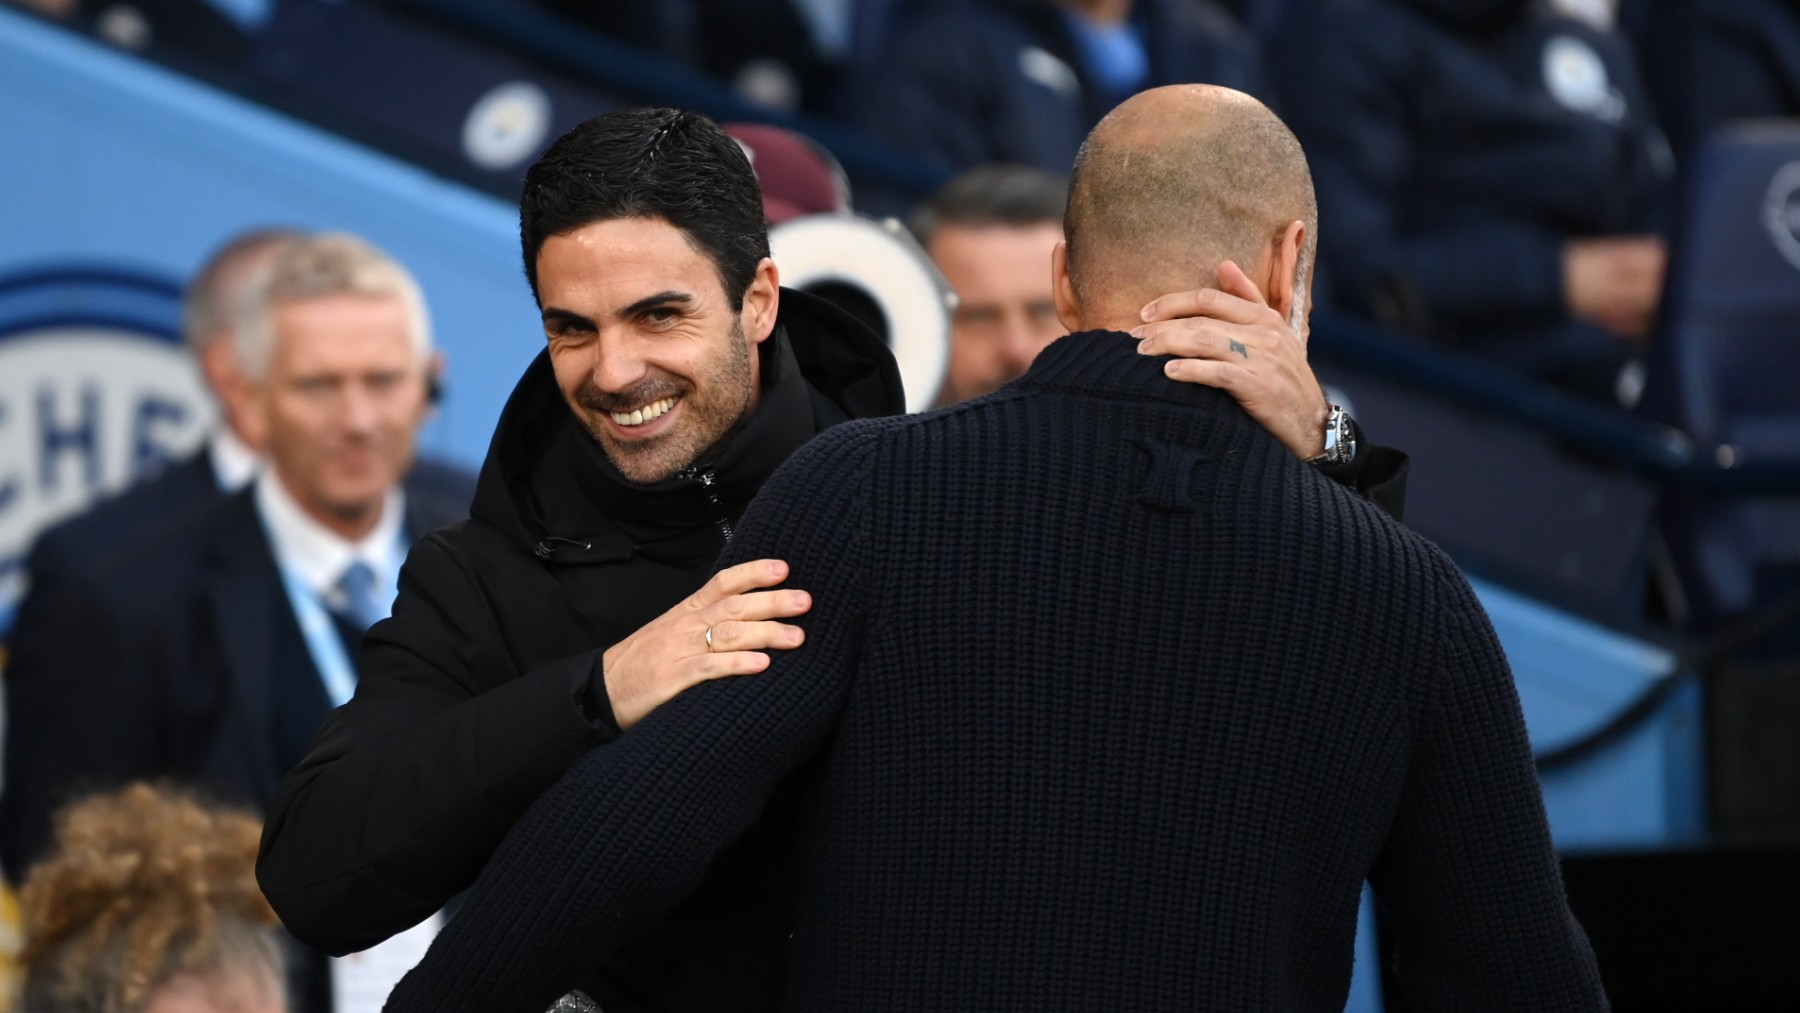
[1,459,469,1011]
[256,291,904,1013]
[851,0,1261,182]
[386,332,1606,1013]
[1638,0,1800,163]
[4,447,218,640]
[0,460,472,880]
[1276,0,1670,376]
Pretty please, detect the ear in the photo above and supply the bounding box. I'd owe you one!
[234,373,270,452]
[198,337,239,396]
[200,339,259,446]
[1051,242,1082,333]
[423,350,447,415]
[1263,220,1308,335]
[741,258,781,345]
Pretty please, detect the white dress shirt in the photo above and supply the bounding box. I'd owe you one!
[254,471,406,621]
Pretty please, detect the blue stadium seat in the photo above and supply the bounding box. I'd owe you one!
[1641,121,1800,633]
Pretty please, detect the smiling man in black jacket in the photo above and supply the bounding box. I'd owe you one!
[258,107,1406,1012]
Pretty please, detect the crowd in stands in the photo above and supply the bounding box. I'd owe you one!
[554,0,1795,405]
[5,0,1797,399]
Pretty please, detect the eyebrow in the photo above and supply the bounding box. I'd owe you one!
[541,291,694,329]
[541,307,593,329]
[619,291,692,318]
[536,293,691,332]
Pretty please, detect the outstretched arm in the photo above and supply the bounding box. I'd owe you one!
[260,541,809,955]
[385,424,881,1013]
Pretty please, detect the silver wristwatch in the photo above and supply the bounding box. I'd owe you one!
[1307,403,1357,468]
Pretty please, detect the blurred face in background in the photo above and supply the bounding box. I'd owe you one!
[928,221,1067,406]
[142,969,286,1013]
[249,293,430,537]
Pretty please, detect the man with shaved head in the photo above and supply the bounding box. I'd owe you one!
[1064,84,1317,331]
[389,87,1606,1012]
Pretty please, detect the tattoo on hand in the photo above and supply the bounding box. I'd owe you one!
[1229,339,1249,360]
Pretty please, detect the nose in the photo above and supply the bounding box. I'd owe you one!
[591,329,651,394]
[340,382,380,436]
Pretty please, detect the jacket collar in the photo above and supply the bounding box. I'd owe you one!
[1017,329,1237,411]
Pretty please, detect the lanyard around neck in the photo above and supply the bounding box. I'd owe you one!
[277,567,359,708]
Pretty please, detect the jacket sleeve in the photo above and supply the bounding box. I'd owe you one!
[257,530,613,955]
[384,425,878,1013]
[1278,12,1569,325]
[1315,418,1409,522]
[1367,572,1608,1010]
[0,544,161,880]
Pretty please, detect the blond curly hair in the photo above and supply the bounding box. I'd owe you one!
[17,783,284,1013]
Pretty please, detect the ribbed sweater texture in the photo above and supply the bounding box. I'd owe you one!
[387,332,1606,1012]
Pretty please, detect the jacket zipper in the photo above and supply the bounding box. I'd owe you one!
[682,466,734,543]
[533,535,592,561]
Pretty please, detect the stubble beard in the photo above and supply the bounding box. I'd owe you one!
[576,321,756,485]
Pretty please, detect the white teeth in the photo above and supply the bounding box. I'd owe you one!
[609,397,676,427]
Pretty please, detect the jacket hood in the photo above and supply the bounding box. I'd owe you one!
[469,287,903,565]
[1401,0,1533,34]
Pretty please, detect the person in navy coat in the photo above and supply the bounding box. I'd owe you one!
[1275,0,1673,401]
[847,0,1261,212]
[2,229,295,654]
[0,233,472,1009]
[1637,0,1800,163]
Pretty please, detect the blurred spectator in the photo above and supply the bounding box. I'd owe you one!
[5,229,289,571]
[0,233,472,1010]
[1638,0,1800,163]
[68,0,265,64]
[910,164,1069,405]
[692,0,841,112]
[3,228,293,792]
[540,0,861,115]
[535,0,692,58]
[1276,0,1672,401]
[725,121,852,222]
[3,0,79,19]
[17,784,285,1013]
[849,0,1260,200]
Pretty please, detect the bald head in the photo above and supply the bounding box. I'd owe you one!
[1061,86,1317,328]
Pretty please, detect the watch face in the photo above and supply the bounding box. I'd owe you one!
[1324,406,1354,465]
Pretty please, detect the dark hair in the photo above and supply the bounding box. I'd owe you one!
[909,163,1070,248]
[520,107,770,309]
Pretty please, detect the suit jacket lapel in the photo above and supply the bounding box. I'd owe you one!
[172,448,220,500]
[204,492,284,803]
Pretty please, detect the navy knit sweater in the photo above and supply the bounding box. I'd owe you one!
[387,332,1606,1011]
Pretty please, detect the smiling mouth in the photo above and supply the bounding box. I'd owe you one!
[608,397,679,428]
